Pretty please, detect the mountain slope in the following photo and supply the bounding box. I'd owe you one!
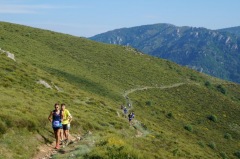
[1,22,240,159]
[89,23,240,84]
[218,26,240,36]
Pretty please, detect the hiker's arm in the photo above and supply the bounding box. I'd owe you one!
[61,111,63,122]
[68,112,73,123]
[48,112,52,122]
[69,115,72,123]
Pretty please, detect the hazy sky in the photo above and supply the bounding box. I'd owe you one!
[1,0,240,37]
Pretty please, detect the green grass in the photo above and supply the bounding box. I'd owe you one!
[0,21,240,158]
[129,83,240,158]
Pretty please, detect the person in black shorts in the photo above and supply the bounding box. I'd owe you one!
[61,103,72,145]
[48,103,63,149]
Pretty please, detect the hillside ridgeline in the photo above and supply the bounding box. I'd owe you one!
[90,23,240,84]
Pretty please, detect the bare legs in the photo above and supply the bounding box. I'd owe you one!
[54,129,61,149]
[64,129,69,141]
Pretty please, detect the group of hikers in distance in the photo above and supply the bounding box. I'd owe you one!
[48,103,72,149]
[121,104,135,125]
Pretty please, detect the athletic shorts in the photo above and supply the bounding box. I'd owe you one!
[62,124,70,130]
[52,126,62,131]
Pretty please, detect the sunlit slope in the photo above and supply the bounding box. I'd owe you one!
[130,83,240,158]
[0,22,212,100]
[0,22,240,159]
[0,47,130,158]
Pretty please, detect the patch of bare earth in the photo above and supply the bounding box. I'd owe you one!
[32,134,80,159]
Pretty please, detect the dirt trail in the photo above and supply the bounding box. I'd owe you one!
[122,82,187,137]
[123,83,185,110]
[33,142,56,159]
[32,134,80,159]
[33,82,188,158]
[123,83,185,98]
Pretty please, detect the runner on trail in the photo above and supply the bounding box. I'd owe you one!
[48,103,63,149]
[123,107,128,118]
[60,103,72,145]
[132,111,135,118]
[128,111,135,125]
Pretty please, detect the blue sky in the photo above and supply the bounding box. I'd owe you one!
[0,0,240,37]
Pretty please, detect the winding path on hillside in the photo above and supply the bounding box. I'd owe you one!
[34,80,233,158]
[34,82,190,158]
[122,82,186,109]
[120,82,188,137]
[123,82,185,98]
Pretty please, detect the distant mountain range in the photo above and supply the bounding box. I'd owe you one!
[90,23,240,83]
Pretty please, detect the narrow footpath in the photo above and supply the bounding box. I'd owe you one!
[33,82,187,159]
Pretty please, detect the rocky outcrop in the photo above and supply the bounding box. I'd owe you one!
[0,48,16,61]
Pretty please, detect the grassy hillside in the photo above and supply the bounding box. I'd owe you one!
[0,22,240,159]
